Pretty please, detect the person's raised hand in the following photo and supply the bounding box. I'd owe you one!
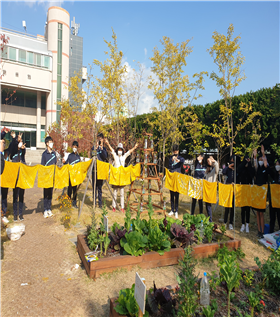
[21,143,26,150]
[11,131,16,138]
[253,149,257,159]
[261,144,265,156]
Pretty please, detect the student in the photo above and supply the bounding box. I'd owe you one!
[269,158,280,233]
[63,141,81,208]
[91,133,108,208]
[237,155,254,233]
[1,129,10,225]
[191,154,206,215]
[41,136,57,218]
[9,131,26,222]
[105,140,138,212]
[252,147,269,238]
[204,156,219,222]
[222,155,236,230]
[168,144,184,219]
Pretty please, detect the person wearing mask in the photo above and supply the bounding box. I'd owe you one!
[105,140,138,213]
[41,136,57,218]
[91,133,108,208]
[222,155,236,230]
[204,156,219,222]
[191,154,205,215]
[269,158,280,233]
[63,141,81,208]
[168,144,184,219]
[237,155,254,233]
[252,147,269,238]
[1,128,10,225]
[9,131,26,222]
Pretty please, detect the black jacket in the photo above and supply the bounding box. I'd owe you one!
[1,153,5,175]
[91,145,107,162]
[41,149,57,166]
[222,166,236,184]
[237,159,254,184]
[9,137,26,163]
[253,163,269,185]
[65,152,81,165]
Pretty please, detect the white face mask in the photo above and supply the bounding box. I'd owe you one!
[275,165,280,172]
[198,160,202,164]
[259,161,264,167]
[18,142,23,148]
[73,148,77,153]
[49,142,53,149]
[118,151,122,156]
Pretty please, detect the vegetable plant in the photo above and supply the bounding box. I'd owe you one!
[114,283,149,317]
[176,246,199,317]
[147,225,171,255]
[202,299,218,317]
[170,223,195,248]
[120,231,148,256]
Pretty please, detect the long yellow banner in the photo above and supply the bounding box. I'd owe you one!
[165,169,278,209]
[0,160,141,189]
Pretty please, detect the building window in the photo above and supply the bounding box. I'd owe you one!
[19,49,26,63]
[41,93,46,110]
[35,53,41,67]
[9,47,16,61]
[27,52,34,64]
[57,23,63,123]
[43,56,50,69]
[1,46,8,59]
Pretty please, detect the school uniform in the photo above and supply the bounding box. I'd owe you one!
[191,162,206,215]
[111,150,130,209]
[269,168,280,233]
[65,152,81,204]
[1,150,10,216]
[41,149,57,212]
[237,158,254,226]
[168,155,184,214]
[9,137,26,219]
[92,145,108,207]
[253,160,269,213]
[222,164,236,225]
[204,161,219,222]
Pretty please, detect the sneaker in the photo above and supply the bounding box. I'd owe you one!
[19,215,24,221]
[112,208,116,212]
[47,210,54,217]
[72,201,78,209]
[257,231,263,238]
[229,224,233,230]
[168,211,174,216]
[14,216,18,222]
[43,211,49,218]
[2,216,9,225]
[246,223,249,233]
[240,224,245,233]
[175,212,178,219]
[121,208,125,213]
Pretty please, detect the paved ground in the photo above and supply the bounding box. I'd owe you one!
[1,184,178,317]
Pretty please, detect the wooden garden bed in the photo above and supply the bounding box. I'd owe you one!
[77,233,241,279]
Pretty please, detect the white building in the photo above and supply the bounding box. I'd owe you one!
[0,6,83,149]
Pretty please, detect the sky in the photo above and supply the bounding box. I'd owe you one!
[1,1,279,114]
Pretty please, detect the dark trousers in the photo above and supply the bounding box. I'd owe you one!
[191,198,203,215]
[92,173,103,207]
[1,187,8,215]
[68,180,77,202]
[270,207,280,233]
[241,206,250,224]
[43,187,53,211]
[205,202,212,222]
[13,187,25,217]
[170,190,179,213]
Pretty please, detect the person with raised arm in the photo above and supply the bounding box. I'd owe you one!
[105,139,138,213]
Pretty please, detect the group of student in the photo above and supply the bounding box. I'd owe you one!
[0,131,138,224]
[167,144,280,238]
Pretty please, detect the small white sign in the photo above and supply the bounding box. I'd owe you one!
[103,216,108,232]
[134,272,146,314]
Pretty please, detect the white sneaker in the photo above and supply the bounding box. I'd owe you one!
[240,224,245,233]
[43,211,49,218]
[175,212,178,219]
[229,224,233,230]
[246,223,249,233]
[168,211,174,216]
[47,210,54,217]
[2,216,9,225]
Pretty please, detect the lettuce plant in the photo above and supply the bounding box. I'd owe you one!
[120,231,148,256]
[147,225,171,255]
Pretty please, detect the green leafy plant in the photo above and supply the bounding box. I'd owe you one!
[242,269,255,287]
[111,222,121,234]
[255,248,280,295]
[147,225,171,255]
[114,283,149,317]
[204,222,214,243]
[124,202,132,232]
[120,231,148,256]
[246,291,259,317]
[220,223,226,235]
[208,271,220,292]
[219,255,242,317]
[176,246,198,317]
[202,299,218,317]
[87,226,100,251]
